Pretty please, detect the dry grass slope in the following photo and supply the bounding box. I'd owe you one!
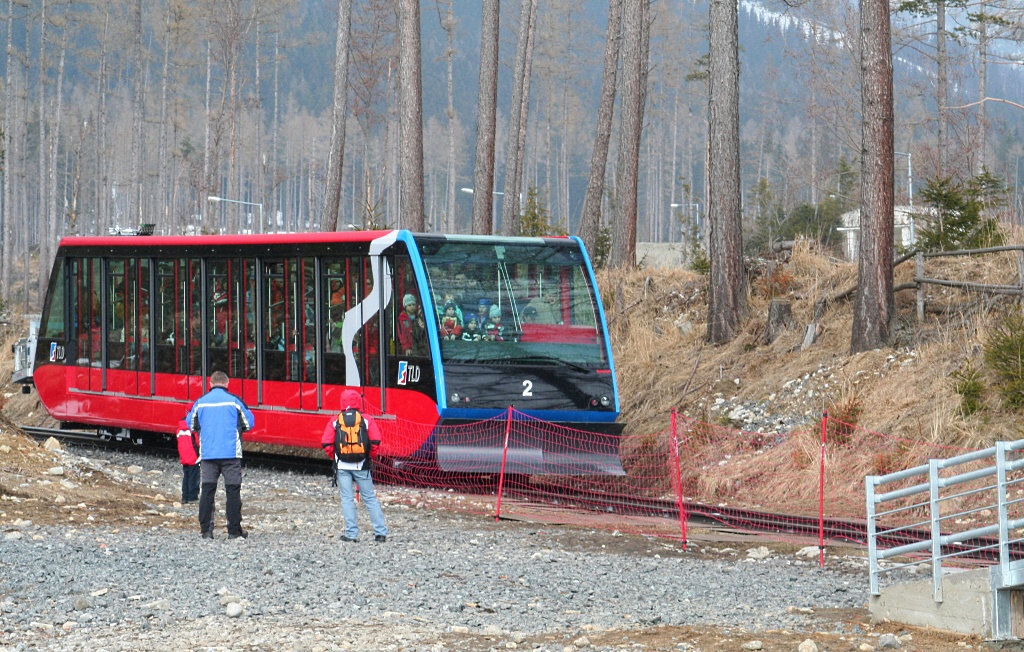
[600,238,1024,448]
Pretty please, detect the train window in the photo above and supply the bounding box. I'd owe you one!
[125,259,151,372]
[207,260,230,375]
[154,260,180,373]
[232,259,257,380]
[105,259,130,369]
[70,259,93,366]
[82,259,101,366]
[187,259,202,375]
[300,258,316,382]
[322,256,376,386]
[418,240,607,367]
[40,259,67,340]
[392,255,428,357]
[263,260,289,381]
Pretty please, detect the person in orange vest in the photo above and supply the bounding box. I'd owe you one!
[320,389,388,543]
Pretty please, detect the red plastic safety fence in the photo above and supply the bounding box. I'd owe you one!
[367,408,1012,564]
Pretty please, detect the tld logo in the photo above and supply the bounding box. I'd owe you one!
[49,342,65,362]
[397,361,421,385]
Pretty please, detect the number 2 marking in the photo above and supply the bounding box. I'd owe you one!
[522,380,533,397]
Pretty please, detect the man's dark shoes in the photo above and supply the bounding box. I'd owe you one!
[374,535,387,543]
[201,530,214,539]
[227,529,248,540]
[340,535,358,543]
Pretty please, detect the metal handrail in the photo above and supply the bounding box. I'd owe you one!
[866,439,1024,601]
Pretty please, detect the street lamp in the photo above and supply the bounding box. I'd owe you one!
[461,187,504,232]
[671,202,702,241]
[208,195,265,234]
[894,151,914,242]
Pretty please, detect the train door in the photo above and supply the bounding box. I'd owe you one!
[261,258,299,409]
[185,259,205,401]
[153,259,188,401]
[71,258,101,393]
[231,259,259,409]
[104,258,137,396]
[126,258,152,396]
[206,260,231,381]
[298,257,319,411]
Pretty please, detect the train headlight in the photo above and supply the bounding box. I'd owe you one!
[450,393,461,404]
[599,395,611,407]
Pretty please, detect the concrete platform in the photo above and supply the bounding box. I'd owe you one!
[870,567,992,636]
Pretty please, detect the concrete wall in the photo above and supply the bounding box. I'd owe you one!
[635,242,689,269]
[869,568,992,637]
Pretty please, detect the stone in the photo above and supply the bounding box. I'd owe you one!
[226,602,243,618]
[42,437,63,451]
[798,640,819,652]
[746,546,770,559]
[741,641,763,650]
[877,633,901,649]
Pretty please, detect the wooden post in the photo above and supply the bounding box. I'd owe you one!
[916,251,925,322]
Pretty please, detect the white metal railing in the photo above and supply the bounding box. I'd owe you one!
[866,439,1024,601]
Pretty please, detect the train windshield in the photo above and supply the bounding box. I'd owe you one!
[417,238,608,367]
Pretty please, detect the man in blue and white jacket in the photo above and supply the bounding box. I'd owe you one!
[186,370,255,540]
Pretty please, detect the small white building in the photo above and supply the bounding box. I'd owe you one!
[838,205,918,260]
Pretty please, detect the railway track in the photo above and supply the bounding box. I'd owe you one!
[16,423,868,544]
[19,423,1020,561]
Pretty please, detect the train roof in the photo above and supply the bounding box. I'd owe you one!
[56,231,576,250]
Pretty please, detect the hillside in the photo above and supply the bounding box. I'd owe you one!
[603,239,1024,449]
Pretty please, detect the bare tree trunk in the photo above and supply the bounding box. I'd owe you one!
[398,0,424,231]
[851,0,895,352]
[272,33,280,229]
[254,19,263,233]
[936,0,947,175]
[2,0,13,298]
[130,0,143,226]
[706,0,746,342]
[203,40,212,232]
[49,0,68,250]
[158,2,171,229]
[611,0,648,268]
[977,1,987,174]
[442,0,456,233]
[510,0,537,236]
[471,0,499,235]
[324,0,354,232]
[96,7,109,232]
[500,0,537,236]
[578,0,623,252]
[36,0,48,301]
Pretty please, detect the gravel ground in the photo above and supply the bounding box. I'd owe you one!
[0,445,946,651]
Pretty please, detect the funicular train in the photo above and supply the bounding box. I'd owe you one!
[23,230,623,474]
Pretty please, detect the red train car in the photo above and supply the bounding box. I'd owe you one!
[26,230,622,473]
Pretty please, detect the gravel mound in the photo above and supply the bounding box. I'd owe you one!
[1,446,871,651]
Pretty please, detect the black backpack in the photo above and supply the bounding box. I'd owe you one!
[333,410,370,463]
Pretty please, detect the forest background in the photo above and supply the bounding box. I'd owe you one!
[0,0,1021,318]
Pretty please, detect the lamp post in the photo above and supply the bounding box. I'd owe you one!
[671,202,701,241]
[208,195,265,234]
[894,151,914,242]
[461,187,504,232]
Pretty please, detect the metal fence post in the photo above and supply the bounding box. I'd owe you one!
[997,440,1010,586]
[866,475,879,595]
[929,459,944,603]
